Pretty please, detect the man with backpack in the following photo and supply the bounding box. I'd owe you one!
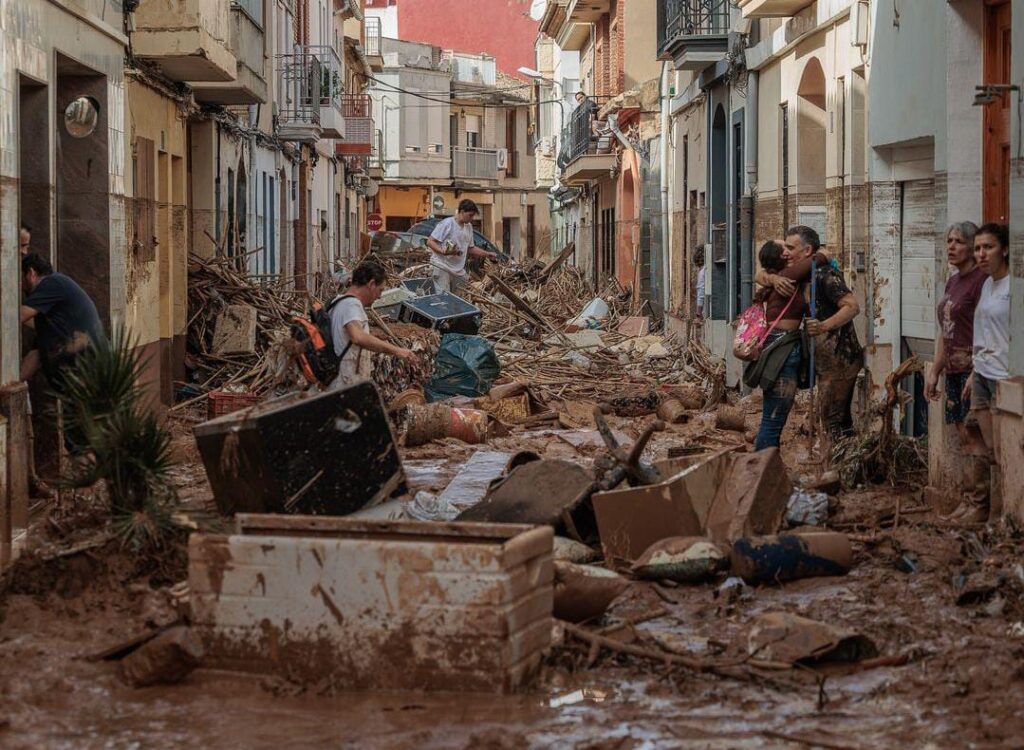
[328,260,420,388]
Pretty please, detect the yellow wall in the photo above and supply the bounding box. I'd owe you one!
[125,79,189,347]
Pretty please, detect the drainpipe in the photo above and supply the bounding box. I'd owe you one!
[660,61,671,314]
[215,122,222,250]
[740,69,758,313]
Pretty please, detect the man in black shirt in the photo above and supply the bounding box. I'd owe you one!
[20,253,103,387]
[760,226,863,440]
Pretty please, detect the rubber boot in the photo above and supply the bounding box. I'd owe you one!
[945,456,990,522]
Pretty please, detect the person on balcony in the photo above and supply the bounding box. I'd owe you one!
[426,199,499,296]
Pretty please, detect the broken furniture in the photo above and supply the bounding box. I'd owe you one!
[193,382,403,516]
[593,447,792,561]
[400,292,483,336]
[457,407,665,542]
[189,515,553,692]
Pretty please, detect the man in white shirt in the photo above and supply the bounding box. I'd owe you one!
[329,260,420,389]
[425,199,499,295]
[694,248,706,322]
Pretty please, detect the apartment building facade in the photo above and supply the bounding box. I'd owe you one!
[0,0,377,562]
[660,0,1024,522]
[538,0,665,304]
[368,40,551,259]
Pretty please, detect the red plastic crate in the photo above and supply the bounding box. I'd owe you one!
[207,390,260,420]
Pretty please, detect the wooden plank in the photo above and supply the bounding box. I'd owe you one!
[537,242,575,284]
[234,513,535,541]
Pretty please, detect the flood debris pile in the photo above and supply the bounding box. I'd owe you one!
[184,254,306,399]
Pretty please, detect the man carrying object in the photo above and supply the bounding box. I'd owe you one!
[426,199,499,296]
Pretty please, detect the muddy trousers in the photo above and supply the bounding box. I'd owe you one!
[755,337,802,451]
[816,366,860,441]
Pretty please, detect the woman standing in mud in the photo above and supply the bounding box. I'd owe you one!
[750,241,828,450]
[926,223,987,514]
[952,223,1011,523]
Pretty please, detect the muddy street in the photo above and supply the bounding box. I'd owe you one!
[2,408,1024,750]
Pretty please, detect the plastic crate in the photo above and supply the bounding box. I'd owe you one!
[207,390,260,420]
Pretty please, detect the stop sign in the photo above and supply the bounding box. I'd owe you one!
[367,213,383,232]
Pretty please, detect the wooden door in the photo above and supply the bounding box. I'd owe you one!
[984,0,1011,223]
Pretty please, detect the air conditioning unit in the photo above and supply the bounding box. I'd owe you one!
[496,148,509,169]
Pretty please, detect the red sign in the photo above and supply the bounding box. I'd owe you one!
[367,213,383,232]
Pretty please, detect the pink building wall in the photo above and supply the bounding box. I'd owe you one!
[369,0,538,76]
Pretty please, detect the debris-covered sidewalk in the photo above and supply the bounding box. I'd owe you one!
[2,257,1024,748]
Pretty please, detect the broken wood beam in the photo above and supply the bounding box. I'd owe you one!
[537,242,576,284]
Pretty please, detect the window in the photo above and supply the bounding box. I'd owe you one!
[465,114,480,148]
[505,109,518,177]
[132,136,156,262]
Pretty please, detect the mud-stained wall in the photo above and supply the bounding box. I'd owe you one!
[0,0,128,383]
[124,79,189,406]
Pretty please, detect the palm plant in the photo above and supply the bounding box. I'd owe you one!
[53,327,178,549]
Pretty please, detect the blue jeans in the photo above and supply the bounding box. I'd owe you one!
[754,332,802,451]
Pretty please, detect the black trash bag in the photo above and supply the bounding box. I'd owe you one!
[425,334,500,402]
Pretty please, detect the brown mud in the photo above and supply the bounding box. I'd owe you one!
[2,409,1024,748]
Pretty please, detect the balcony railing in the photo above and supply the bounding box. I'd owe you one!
[365,16,382,57]
[452,147,499,180]
[657,0,732,58]
[342,93,371,118]
[559,102,597,165]
[338,94,373,153]
[277,45,343,127]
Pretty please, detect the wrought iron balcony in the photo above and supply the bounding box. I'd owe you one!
[276,45,345,140]
[365,16,382,59]
[556,101,616,185]
[657,0,732,71]
[452,147,500,181]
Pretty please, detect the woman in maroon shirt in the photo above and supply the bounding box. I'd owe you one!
[926,223,986,423]
[925,222,987,514]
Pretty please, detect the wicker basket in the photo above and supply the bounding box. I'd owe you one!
[207,390,260,420]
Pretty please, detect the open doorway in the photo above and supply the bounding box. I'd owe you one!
[19,75,50,255]
[709,103,727,321]
[55,54,110,325]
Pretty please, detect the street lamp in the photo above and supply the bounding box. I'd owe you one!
[517,66,565,122]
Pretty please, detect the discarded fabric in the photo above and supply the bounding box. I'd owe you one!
[785,489,829,527]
